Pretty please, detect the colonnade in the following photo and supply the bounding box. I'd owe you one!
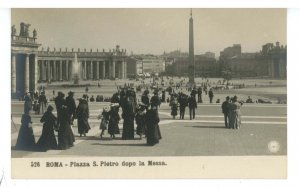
[37,59,127,82]
[11,53,38,93]
[38,60,72,82]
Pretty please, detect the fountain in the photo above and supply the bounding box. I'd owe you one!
[72,53,81,84]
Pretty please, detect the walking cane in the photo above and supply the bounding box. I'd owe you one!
[11,115,18,131]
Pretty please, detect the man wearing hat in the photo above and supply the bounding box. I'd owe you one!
[187,93,197,120]
[221,96,231,128]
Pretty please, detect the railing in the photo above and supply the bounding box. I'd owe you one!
[12,35,36,43]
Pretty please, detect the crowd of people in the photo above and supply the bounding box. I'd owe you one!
[15,86,164,152]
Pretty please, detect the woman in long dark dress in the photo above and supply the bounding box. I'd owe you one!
[108,104,121,139]
[15,112,36,150]
[58,106,75,150]
[145,105,162,146]
[76,98,91,137]
[36,105,58,151]
[23,92,32,113]
[122,96,135,140]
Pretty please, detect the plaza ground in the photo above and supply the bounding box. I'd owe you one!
[11,103,287,157]
[11,77,287,158]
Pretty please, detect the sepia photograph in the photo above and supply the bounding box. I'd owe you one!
[10,8,287,179]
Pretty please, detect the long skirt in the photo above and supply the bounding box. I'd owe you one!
[228,110,241,129]
[108,120,120,135]
[146,123,162,146]
[58,124,75,150]
[77,117,91,134]
[36,125,57,151]
[122,118,134,140]
[171,106,178,116]
[15,126,36,150]
[39,102,47,115]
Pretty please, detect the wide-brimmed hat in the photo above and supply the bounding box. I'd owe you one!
[103,106,110,112]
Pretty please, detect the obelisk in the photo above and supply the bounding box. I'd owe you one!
[188,9,195,85]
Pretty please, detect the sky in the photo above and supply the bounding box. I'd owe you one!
[11,8,286,56]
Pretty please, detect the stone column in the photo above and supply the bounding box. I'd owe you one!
[41,61,45,81]
[90,61,93,80]
[53,61,56,81]
[112,60,115,78]
[11,54,17,93]
[65,61,69,80]
[121,60,125,79]
[32,54,39,91]
[119,62,123,79]
[69,61,72,81]
[24,54,30,92]
[96,61,99,80]
[124,61,127,79]
[38,61,41,81]
[84,61,87,80]
[59,60,63,81]
[47,60,51,82]
[102,61,106,79]
[118,61,122,79]
[108,61,111,78]
[81,61,83,79]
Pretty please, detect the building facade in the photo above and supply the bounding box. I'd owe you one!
[11,23,128,97]
[127,55,165,77]
[11,23,40,97]
[165,54,219,77]
[220,42,287,78]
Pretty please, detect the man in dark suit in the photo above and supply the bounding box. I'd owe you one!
[221,96,230,128]
[197,87,203,103]
[188,93,197,120]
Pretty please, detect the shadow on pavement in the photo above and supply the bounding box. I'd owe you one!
[91,143,148,147]
[185,125,226,129]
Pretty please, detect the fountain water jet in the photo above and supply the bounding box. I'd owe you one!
[72,53,81,84]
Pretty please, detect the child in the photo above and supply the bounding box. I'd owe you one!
[98,106,110,139]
